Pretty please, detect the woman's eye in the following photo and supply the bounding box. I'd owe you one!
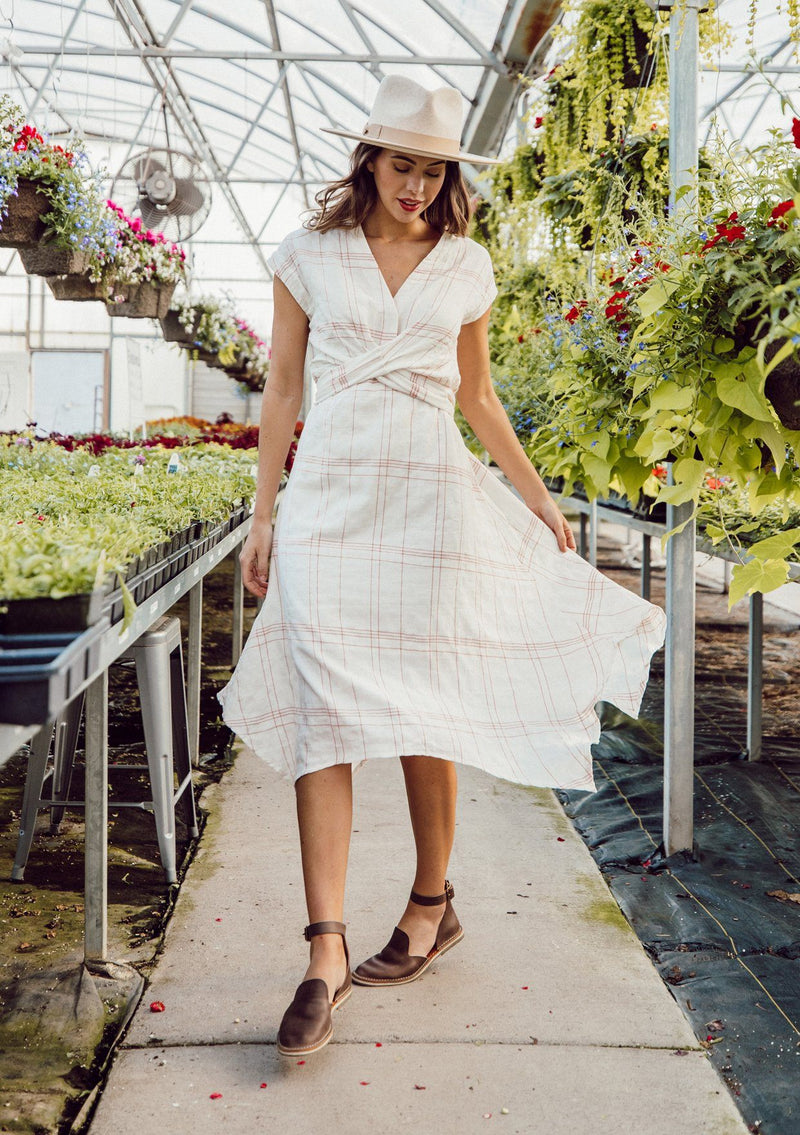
[393,165,412,173]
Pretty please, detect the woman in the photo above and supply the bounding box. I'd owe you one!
[218,75,666,1058]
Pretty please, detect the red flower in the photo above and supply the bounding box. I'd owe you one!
[702,212,745,250]
[605,289,630,322]
[705,476,724,490]
[769,199,795,228]
[564,301,587,324]
[534,116,544,129]
[792,117,800,148]
[150,1000,166,1012]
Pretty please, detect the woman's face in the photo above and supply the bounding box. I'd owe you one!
[367,148,447,224]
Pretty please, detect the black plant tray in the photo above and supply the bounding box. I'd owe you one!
[0,620,108,726]
[0,589,104,635]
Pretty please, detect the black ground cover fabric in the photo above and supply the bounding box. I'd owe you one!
[559,699,800,1135]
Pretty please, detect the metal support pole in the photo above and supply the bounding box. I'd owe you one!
[84,670,108,964]
[589,499,598,567]
[662,0,700,857]
[747,591,763,761]
[664,494,696,854]
[579,513,588,559]
[232,550,244,667]
[641,534,651,601]
[187,581,203,768]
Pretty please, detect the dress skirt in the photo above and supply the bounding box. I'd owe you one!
[217,375,667,792]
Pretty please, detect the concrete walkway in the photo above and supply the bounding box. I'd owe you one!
[88,749,748,1135]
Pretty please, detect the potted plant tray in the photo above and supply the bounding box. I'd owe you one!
[0,588,105,635]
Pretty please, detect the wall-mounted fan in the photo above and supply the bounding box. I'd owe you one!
[110,149,211,241]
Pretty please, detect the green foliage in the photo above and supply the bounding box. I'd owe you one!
[0,440,257,602]
[521,135,800,604]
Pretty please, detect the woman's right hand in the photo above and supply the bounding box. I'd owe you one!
[240,518,274,598]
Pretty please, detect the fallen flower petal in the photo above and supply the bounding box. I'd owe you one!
[150,1001,166,1013]
[260,1083,267,1089]
[360,1081,370,1086]
[297,1060,306,1066]
[414,1084,426,1090]
[209,1092,222,1100]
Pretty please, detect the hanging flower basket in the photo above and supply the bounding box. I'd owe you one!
[622,22,657,89]
[763,343,800,431]
[19,244,91,277]
[105,281,176,320]
[160,309,201,344]
[734,317,800,431]
[47,275,109,302]
[0,178,49,247]
[194,348,225,369]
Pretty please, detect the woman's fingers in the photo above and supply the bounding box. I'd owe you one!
[240,532,272,597]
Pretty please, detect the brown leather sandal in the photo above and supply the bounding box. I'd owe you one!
[276,921,352,1056]
[351,880,463,987]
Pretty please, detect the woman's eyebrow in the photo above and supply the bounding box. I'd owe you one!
[389,153,445,169]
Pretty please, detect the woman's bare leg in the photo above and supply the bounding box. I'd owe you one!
[396,755,457,955]
[294,763,353,999]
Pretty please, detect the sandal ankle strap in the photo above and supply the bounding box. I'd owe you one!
[409,879,454,906]
[304,920,347,940]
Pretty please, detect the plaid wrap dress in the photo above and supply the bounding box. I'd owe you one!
[217,224,667,791]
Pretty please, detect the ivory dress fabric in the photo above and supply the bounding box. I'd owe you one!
[217,224,667,791]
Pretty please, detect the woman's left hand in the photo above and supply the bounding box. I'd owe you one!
[529,495,577,553]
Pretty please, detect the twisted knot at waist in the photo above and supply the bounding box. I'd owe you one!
[314,331,456,412]
[316,368,455,411]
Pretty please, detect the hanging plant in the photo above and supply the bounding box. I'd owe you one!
[0,96,119,270]
[520,127,800,604]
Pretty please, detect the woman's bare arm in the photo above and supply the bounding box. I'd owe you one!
[240,277,309,595]
[456,310,576,552]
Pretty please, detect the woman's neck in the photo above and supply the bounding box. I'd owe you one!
[361,202,436,243]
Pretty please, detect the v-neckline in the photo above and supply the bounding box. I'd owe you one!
[357,223,446,303]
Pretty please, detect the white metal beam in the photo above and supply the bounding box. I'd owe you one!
[161,0,197,48]
[263,0,311,210]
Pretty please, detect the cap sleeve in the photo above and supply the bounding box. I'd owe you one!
[267,229,313,318]
[461,243,498,325]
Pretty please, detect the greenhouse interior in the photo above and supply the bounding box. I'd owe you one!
[1,1,800,1132]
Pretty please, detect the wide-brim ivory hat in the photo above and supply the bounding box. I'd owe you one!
[320,74,503,166]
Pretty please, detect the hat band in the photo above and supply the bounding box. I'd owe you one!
[362,122,460,157]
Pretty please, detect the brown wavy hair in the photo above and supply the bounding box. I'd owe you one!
[306,143,471,237]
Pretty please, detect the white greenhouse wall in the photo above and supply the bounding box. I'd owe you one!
[109,335,187,432]
[190,364,255,424]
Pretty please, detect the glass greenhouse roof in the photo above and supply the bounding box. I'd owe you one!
[0,1,797,322]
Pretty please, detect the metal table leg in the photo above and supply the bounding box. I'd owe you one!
[84,669,108,964]
[747,591,763,761]
[187,580,203,768]
[232,550,244,667]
